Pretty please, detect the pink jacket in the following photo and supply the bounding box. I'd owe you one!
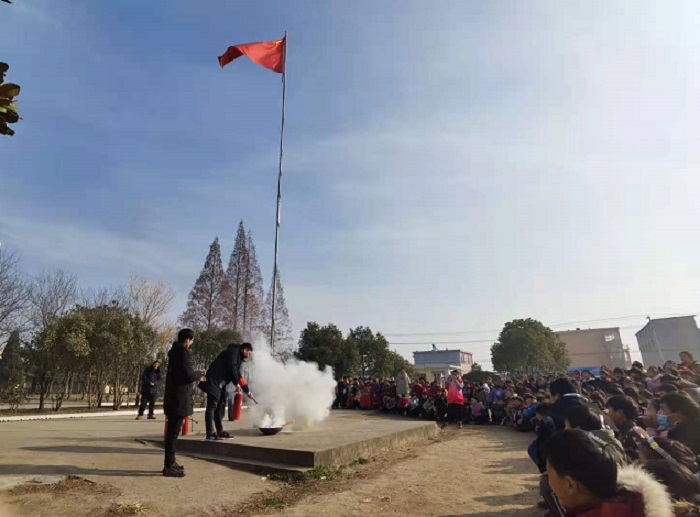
[447,379,465,405]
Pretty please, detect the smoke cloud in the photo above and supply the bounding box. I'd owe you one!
[243,337,336,429]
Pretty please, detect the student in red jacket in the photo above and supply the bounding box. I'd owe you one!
[443,370,465,429]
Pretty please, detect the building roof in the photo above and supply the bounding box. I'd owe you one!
[557,327,620,334]
[413,349,472,356]
[635,315,698,337]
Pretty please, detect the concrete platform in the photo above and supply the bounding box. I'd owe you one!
[146,411,437,472]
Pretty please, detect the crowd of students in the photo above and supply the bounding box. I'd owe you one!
[334,351,700,516]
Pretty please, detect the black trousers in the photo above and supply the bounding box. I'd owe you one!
[138,394,156,416]
[447,403,464,423]
[205,393,226,437]
[164,416,184,468]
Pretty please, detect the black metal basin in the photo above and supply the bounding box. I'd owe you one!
[258,427,283,436]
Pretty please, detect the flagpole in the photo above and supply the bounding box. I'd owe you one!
[270,31,287,355]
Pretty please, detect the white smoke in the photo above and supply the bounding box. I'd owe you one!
[243,337,336,429]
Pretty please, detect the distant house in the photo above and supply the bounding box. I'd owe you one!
[636,316,700,366]
[413,348,473,385]
[556,327,630,370]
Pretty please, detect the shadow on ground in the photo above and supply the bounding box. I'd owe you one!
[21,445,159,455]
[481,456,538,475]
[440,506,540,517]
[0,464,159,477]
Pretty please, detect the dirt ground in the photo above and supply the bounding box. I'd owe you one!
[0,417,541,517]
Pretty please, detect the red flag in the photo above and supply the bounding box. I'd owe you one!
[218,37,285,73]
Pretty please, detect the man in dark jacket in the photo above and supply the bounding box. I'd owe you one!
[199,342,255,440]
[549,377,589,430]
[136,360,161,420]
[163,328,204,478]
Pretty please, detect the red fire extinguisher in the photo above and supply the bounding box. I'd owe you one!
[232,392,243,421]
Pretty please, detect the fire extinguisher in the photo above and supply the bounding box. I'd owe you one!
[231,392,243,421]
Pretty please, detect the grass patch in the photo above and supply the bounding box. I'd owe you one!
[103,503,146,517]
[10,476,118,496]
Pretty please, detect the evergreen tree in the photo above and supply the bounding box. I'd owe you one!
[225,222,247,332]
[180,237,230,331]
[0,330,26,407]
[261,268,293,357]
[242,229,264,339]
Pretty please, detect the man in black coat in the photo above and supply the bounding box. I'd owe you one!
[136,360,161,420]
[162,328,204,478]
[199,342,255,440]
[548,377,590,430]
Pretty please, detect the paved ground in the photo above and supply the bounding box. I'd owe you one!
[0,415,540,517]
[0,414,271,517]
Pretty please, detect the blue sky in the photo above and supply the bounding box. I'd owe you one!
[2,1,700,368]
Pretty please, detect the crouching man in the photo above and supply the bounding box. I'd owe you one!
[199,342,255,441]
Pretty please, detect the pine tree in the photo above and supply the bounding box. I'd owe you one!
[261,269,293,358]
[242,229,264,339]
[0,330,26,407]
[180,237,230,331]
[225,222,247,332]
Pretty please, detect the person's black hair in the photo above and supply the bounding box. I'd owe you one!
[241,342,253,351]
[607,385,625,396]
[661,392,700,419]
[177,328,194,343]
[544,430,618,499]
[660,374,680,384]
[549,378,578,398]
[659,383,679,393]
[623,386,640,402]
[565,405,602,431]
[613,367,624,375]
[640,389,654,400]
[642,460,700,502]
[606,395,638,421]
[632,361,644,368]
[535,402,551,416]
[588,391,606,411]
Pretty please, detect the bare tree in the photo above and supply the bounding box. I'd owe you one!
[29,269,78,330]
[260,268,293,358]
[0,247,29,340]
[80,285,128,308]
[126,273,175,330]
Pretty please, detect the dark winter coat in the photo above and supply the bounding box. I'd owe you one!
[140,364,162,397]
[668,417,700,455]
[163,342,201,418]
[198,344,249,400]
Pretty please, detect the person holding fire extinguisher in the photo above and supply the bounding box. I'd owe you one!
[198,342,255,441]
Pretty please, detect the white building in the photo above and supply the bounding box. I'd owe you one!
[636,316,700,366]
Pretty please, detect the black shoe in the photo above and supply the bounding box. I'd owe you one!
[206,435,221,441]
[173,462,184,472]
[147,415,156,420]
[217,431,232,439]
[163,466,185,478]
